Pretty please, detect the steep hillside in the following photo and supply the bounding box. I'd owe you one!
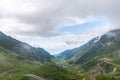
[0,31,52,62]
[56,48,78,60]
[58,29,120,80]
[35,48,54,61]
[74,29,120,64]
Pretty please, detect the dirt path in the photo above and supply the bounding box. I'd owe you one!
[90,72,101,80]
[97,63,105,75]
[103,61,120,68]
[24,74,45,80]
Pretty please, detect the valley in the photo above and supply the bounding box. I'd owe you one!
[0,29,120,80]
[0,0,120,80]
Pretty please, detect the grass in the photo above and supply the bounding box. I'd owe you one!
[0,47,83,80]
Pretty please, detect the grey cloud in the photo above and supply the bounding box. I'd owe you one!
[0,0,120,37]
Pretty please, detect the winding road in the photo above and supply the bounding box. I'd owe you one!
[24,74,45,80]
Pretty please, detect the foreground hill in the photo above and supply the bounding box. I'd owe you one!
[0,47,82,80]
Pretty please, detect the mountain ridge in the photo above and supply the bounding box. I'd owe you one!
[57,29,120,71]
[0,31,53,62]
[55,48,78,60]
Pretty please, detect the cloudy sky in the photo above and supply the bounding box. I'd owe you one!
[0,0,120,54]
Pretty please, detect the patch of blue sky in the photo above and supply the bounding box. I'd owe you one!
[59,19,109,34]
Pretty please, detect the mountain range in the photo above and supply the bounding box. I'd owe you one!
[56,29,120,80]
[0,31,82,80]
[0,29,120,80]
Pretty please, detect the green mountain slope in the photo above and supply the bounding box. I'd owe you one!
[55,48,78,60]
[0,31,53,62]
[74,29,120,65]
[0,47,82,80]
[58,29,120,80]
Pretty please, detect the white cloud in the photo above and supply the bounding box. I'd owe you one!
[0,18,37,36]
[0,0,38,16]
[60,16,96,27]
[1,0,120,37]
